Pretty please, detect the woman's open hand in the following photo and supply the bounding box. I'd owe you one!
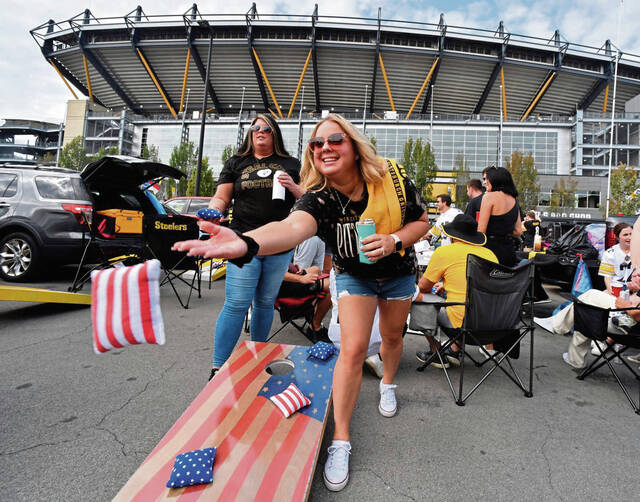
[171,221,248,259]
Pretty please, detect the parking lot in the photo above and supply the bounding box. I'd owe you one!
[2,267,640,501]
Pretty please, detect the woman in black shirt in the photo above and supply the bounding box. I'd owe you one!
[174,114,428,492]
[206,114,302,378]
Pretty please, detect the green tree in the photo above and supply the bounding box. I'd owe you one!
[608,162,640,216]
[58,136,87,171]
[550,176,578,211]
[369,136,377,149]
[402,138,437,201]
[86,146,118,164]
[452,153,470,207]
[186,157,215,196]
[506,150,539,211]
[169,142,197,196]
[221,145,235,165]
[141,144,159,162]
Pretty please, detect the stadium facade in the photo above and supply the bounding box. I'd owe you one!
[29,5,640,216]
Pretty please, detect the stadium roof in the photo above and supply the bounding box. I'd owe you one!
[31,4,640,121]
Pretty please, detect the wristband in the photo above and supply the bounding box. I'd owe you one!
[229,231,260,267]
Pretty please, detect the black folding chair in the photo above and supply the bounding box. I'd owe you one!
[411,255,535,406]
[572,298,640,415]
[69,206,146,292]
[243,274,329,343]
[143,215,202,309]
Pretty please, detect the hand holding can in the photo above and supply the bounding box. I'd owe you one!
[357,219,376,264]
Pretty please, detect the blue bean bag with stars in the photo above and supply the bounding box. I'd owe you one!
[166,447,216,488]
[307,341,336,361]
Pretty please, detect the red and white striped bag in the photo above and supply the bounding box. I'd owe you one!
[91,260,165,354]
[269,383,311,418]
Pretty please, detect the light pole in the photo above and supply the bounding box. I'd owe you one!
[430,84,434,145]
[605,49,620,218]
[363,84,368,134]
[180,87,190,144]
[195,21,213,197]
[498,83,503,168]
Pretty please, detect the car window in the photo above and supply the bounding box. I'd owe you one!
[166,199,188,213]
[0,173,18,197]
[188,199,211,212]
[35,175,76,200]
[72,178,91,200]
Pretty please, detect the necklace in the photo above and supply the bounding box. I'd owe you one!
[332,185,360,215]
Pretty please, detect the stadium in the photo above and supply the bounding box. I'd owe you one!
[28,4,640,216]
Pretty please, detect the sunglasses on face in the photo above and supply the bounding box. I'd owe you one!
[308,132,347,151]
[250,124,273,133]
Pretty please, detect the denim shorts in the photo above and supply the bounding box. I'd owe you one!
[335,273,415,301]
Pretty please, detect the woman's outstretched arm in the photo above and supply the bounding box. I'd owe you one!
[172,210,318,259]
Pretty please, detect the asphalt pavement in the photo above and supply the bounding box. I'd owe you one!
[2,267,640,502]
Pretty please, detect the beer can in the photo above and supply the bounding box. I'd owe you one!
[357,218,376,264]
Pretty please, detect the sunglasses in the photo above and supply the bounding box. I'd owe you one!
[250,124,273,133]
[308,132,347,151]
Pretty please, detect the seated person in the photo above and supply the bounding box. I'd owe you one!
[521,210,541,251]
[535,222,634,353]
[414,214,498,366]
[559,269,640,369]
[599,222,633,295]
[278,236,332,343]
[327,268,384,378]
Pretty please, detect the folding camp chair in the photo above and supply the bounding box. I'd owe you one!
[411,255,535,406]
[143,215,202,309]
[572,298,640,415]
[69,205,146,292]
[69,156,186,293]
[243,274,329,342]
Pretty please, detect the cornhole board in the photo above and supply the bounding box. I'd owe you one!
[0,285,91,305]
[114,340,337,502]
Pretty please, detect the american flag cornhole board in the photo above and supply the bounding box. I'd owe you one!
[114,341,336,501]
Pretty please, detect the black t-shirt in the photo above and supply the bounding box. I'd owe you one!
[522,220,540,247]
[464,194,483,220]
[218,154,300,233]
[293,176,427,279]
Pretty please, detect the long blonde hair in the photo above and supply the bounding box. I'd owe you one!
[300,113,385,190]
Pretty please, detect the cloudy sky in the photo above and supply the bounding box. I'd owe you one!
[1,0,637,123]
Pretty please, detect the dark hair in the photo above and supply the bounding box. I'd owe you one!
[614,222,632,238]
[482,166,496,177]
[486,167,518,198]
[467,179,483,192]
[437,193,452,206]
[235,114,291,158]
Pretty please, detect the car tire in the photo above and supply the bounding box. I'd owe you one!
[0,232,41,282]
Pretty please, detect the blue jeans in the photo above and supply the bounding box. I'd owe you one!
[213,251,293,367]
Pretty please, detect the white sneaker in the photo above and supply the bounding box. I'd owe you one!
[378,380,397,417]
[534,316,555,334]
[323,441,351,492]
[364,354,384,379]
[478,346,498,360]
[626,352,640,364]
[591,340,607,356]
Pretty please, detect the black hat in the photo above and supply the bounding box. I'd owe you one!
[442,214,486,246]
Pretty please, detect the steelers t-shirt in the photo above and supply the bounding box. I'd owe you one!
[218,154,300,233]
[293,176,427,279]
